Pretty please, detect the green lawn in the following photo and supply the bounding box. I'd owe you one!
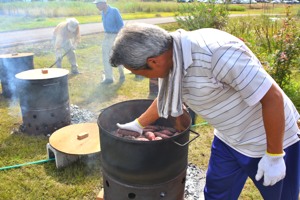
[1,2,299,199]
[0,32,264,199]
[1,1,299,32]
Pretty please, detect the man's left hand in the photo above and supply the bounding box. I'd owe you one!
[255,152,286,186]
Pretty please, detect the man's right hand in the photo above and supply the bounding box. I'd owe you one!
[117,119,144,135]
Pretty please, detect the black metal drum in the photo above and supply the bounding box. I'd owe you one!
[15,68,70,136]
[0,53,34,98]
[97,99,199,200]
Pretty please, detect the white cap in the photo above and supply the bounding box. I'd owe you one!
[66,18,79,33]
[93,0,106,3]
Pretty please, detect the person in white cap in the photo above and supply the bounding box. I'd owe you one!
[53,18,81,74]
[93,0,125,84]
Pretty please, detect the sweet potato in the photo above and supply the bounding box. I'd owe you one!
[160,129,175,136]
[113,125,179,141]
[144,131,156,141]
[157,126,177,133]
[116,129,140,138]
[136,137,150,141]
[144,125,160,131]
[142,128,157,133]
[153,132,170,139]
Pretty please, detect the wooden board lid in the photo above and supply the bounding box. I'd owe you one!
[15,68,69,80]
[0,53,34,58]
[49,123,100,155]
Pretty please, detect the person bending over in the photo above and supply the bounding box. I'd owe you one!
[53,18,80,74]
[110,23,300,200]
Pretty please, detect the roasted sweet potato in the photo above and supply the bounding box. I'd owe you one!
[158,126,177,133]
[144,131,156,141]
[136,137,150,141]
[159,129,175,136]
[153,132,170,139]
[116,129,140,138]
[114,124,180,141]
[144,125,160,131]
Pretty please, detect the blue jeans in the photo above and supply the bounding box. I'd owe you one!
[204,136,300,200]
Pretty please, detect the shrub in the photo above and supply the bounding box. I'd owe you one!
[224,9,300,108]
[175,2,229,31]
[261,7,300,92]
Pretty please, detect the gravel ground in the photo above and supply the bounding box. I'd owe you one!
[185,163,206,200]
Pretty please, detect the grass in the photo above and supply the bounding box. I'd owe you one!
[1,1,299,32]
[0,34,149,199]
[0,12,175,32]
[0,31,265,199]
[1,2,299,199]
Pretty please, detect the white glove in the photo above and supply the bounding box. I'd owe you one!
[255,152,286,186]
[117,119,144,135]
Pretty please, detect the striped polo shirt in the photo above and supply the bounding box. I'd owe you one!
[180,28,300,157]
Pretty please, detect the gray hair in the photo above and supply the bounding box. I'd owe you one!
[66,18,79,32]
[110,23,172,70]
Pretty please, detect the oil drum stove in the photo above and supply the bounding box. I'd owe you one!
[0,53,34,98]
[97,99,199,200]
[15,68,71,136]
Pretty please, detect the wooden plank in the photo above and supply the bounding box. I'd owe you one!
[96,188,104,200]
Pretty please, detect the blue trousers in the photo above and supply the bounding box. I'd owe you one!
[204,136,300,200]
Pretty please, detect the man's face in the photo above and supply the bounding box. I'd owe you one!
[96,2,106,11]
[125,48,173,79]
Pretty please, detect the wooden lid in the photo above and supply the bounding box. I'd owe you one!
[15,68,69,80]
[49,123,100,155]
[0,53,34,58]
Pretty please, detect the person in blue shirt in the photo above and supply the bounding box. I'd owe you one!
[94,0,125,84]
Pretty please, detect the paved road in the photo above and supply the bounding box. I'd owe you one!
[0,14,282,48]
[0,17,176,48]
[0,14,280,48]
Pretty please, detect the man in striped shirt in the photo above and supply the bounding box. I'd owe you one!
[110,23,300,200]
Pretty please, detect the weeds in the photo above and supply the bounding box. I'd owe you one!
[224,10,300,110]
[175,2,229,30]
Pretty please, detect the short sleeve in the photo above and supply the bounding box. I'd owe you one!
[211,42,273,106]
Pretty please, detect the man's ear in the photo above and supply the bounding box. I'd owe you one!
[147,57,157,65]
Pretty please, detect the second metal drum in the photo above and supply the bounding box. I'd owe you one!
[15,68,71,136]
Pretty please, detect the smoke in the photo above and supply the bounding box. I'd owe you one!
[0,19,138,132]
[0,53,34,99]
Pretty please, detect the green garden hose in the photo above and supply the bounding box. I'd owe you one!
[0,158,55,171]
[191,121,208,127]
